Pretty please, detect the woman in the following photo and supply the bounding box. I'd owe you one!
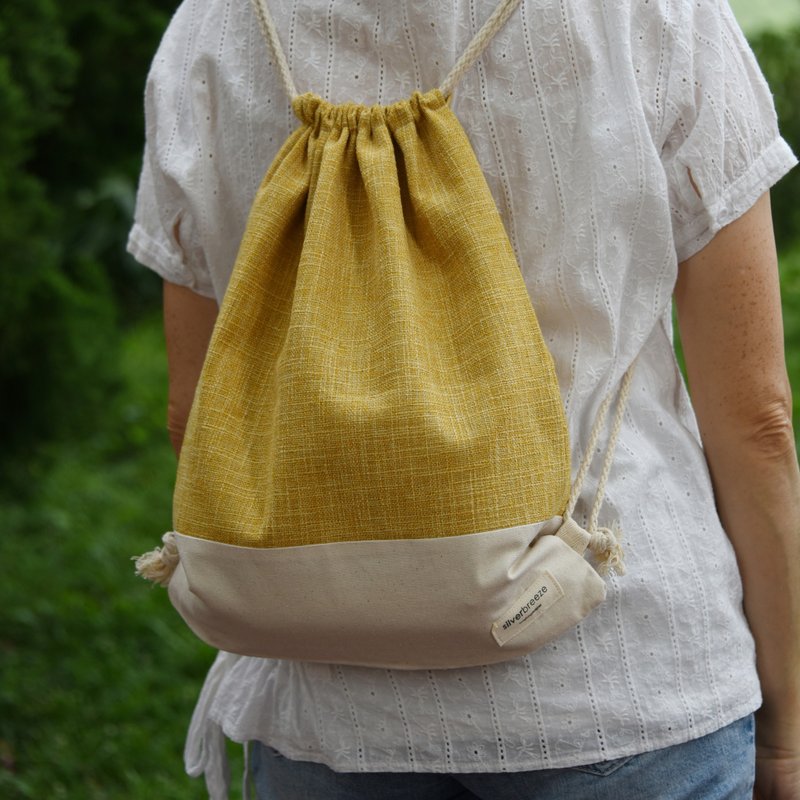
[129,0,799,796]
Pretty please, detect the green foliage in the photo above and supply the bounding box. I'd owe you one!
[729,0,800,36]
[0,0,172,460]
[0,0,77,368]
[39,0,177,318]
[750,25,800,251]
[0,318,244,799]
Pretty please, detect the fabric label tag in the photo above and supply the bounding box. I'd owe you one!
[491,571,565,647]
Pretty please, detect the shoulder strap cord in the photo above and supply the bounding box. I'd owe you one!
[439,0,523,98]
[251,0,299,101]
[564,362,636,575]
[250,0,523,101]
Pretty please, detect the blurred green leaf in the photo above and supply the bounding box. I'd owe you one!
[750,26,800,252]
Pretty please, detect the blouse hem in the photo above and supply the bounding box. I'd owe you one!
[207,690,761,774]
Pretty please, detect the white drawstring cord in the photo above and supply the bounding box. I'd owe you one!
[563,363,636,575]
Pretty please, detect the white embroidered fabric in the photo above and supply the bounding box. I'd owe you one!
[128,0,796,794]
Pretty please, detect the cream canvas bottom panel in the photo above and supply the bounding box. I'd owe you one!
[168,516,607,670]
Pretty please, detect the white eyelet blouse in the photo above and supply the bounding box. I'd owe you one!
[128,0,796,796]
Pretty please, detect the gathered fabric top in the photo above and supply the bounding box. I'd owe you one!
[291,88,447,131]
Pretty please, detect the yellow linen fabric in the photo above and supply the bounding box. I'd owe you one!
[173,89,570,548]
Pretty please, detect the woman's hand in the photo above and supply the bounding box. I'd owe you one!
[754,737,800,799]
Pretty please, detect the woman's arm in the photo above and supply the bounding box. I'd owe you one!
[674,192,800,799]
[162,280,218,457]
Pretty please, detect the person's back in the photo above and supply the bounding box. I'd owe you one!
[128,0,800,797]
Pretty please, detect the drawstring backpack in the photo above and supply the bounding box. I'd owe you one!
[135,0,634,670]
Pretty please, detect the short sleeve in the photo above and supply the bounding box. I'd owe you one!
[660,0,797,262]
[126,0,215,299]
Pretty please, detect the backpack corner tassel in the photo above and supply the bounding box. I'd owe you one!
[133,532,180,586]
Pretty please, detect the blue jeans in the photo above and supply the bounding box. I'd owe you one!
[249,713,755,799]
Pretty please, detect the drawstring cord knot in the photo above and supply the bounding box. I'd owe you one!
[133,532,180,587]
[588,521,626,576]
